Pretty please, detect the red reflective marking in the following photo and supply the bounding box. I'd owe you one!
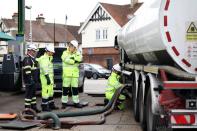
[195,68,197,72]
[182,59,191,67]
[190,115,195,124]
[164,16,168,26]
[172,46,180,56]
[173,115,188,124]
[164,83,197,89]
[166,32,172,42]
[165,0,170,11]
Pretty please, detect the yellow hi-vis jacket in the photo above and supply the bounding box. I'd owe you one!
[61,50,82,78]
[105,72,125,100]
[36,53,54,85]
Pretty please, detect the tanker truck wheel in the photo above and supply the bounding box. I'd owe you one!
[139,82,146,130]
[132,81,140,122]
[145,89,160,131]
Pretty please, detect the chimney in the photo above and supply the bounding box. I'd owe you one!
[36,14,45,25]
[80,22,84,27]
[12,13,18,23]
[131,0,138,8]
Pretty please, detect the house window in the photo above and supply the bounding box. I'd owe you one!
[96,29,108,41]
[103,29,108,40]
[96,29,100,40]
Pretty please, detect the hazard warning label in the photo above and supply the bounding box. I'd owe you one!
[186,22,197,41]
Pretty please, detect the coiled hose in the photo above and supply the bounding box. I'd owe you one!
[59,84,126,126]
[36,84,127,128]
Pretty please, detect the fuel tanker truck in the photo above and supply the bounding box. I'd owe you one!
[116,0,197,130]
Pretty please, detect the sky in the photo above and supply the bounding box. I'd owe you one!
[0,0,144,26]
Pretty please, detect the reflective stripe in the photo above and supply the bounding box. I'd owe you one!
[31,97,36,104]
[25,99,32,102]
[72,95,79,103]
[61,96,68,103]
[26,71,31,74]
[23,66,31,69]
[42,102,48,105]
[31,101,36,104]
[25,103,31,105]
[31,67,37,70]
[48,99,54,104]
[32,97,36,100]
[42,96,49,99]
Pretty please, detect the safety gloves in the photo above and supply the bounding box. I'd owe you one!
[70,56,81,63]
[45,74,51,85]
[70,56,78,63]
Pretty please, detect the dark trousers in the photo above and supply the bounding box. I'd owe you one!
[25,84,36,108]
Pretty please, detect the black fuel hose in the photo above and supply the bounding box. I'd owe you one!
[19,108,61,130]
[59,84,121,126]
[37,84,127,119]
[43,84,125,118]
[36,84,127,129]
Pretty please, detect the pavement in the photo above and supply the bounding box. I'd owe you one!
[84,79,107,94]
[0,79,142,131]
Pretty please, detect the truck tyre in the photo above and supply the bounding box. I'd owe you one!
[146,89,160,131]
[132,81,140,122]
[139,82,146,130]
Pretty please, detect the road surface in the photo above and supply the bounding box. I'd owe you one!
[0,79,142,131]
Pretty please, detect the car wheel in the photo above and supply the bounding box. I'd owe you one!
[78,78,85,93]
[92,73,98,79]
[87,76,91,79]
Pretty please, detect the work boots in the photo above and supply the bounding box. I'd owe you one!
[41,104,51,112]
[49,102,59,110]
[74,103,83,108]
[61,103,68,109]
[31,104,41,113]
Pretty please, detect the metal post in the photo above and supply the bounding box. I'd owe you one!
[18,0,25,35]
[65,15,67,46]
[17,0,25,60]
[30,7,32,44]
[25,6,32,44]
[54,19,56,45]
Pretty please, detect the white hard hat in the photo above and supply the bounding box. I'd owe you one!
[112,64,121,72]
[27,44,38,51]
[70,40,78,48]
[45,45,55,53]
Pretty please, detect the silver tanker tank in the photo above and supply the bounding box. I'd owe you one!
[117,0,197,74]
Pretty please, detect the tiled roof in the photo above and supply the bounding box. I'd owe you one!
[2,18,81,43]
[100,2,142,27]
[67,25,82,43]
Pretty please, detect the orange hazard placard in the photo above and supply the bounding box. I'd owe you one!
[0,113,17,119]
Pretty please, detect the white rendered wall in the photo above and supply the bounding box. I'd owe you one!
[82,20,120,48]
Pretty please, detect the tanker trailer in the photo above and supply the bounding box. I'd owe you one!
[116,0,197,130]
